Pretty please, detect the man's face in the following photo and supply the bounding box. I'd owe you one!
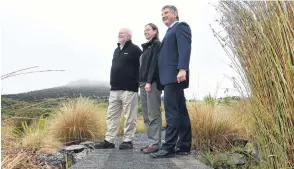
[161,8,177,27]
[118,29,130,44]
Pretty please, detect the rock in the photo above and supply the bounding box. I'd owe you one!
[80,141,95,149]
[72,149,91,163]
[230,137,248,148]
[36,143,94,168]
[61,145,86,153]
[229,153,246,165]
[36,144,91,168]
[235,142,260,165]
[251,147,260,164]
[214,153,246,169]
[36,152,74,169]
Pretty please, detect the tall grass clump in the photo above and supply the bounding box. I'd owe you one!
[50,97,106,144]
[213,1,294,167]
[16,119,61,153]
[1,118,51,168]
[2,118,19,150]
[188,102,246,151]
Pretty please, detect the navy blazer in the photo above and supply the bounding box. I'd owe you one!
[158,22,192,89]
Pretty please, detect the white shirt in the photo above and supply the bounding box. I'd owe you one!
[119,44,124,50]
[169,21,179,28]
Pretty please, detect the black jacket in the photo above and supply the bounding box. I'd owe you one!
[110,40,142,92]
[139,37,163,90]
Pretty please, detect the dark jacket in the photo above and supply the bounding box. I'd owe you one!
[158,22,191,88]
[110,40,142,92]
[139,37,163,90]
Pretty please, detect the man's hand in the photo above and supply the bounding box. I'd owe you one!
[145,83,151,92]
[177,69,186,83]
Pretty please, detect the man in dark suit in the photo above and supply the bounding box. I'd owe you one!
[150,5,192,158]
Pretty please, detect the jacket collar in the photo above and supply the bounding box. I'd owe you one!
[141,37,158,49]
[160,22,179,49]
[169,21,179,28]
[117,40,132,50]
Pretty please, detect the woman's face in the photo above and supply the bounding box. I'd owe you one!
[144,25,157,40]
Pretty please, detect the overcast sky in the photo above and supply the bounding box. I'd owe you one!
[0,0,241,99]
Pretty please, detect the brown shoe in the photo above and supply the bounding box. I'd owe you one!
[143,146,159,154]
[140,145,148,151]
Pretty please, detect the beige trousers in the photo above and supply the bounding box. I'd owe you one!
[105,90,138,143]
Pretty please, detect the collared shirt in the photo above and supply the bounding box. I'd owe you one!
[169,21,179,28]
[119,44,124,50]
[118,41,127,50]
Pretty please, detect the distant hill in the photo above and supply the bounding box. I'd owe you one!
[66,79,109,87]
[1,80,111,102]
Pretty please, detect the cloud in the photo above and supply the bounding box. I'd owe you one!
[1,0,241,99]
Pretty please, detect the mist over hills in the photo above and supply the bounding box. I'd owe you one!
[66,79,110,87]
[1,79,111,101]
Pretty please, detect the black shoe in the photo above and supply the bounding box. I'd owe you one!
[175,148,190,155]
[94,140,115,149]
[149,150,175,158]
[119,141,133,149]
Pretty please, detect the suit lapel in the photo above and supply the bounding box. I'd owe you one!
[159,22,179,49]
[160,31,169,49]
[160,36,166,48]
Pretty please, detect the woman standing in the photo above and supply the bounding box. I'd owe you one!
[139,23,163,154]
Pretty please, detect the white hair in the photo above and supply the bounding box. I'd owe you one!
[120,28,132,39]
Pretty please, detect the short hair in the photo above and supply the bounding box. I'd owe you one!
[162,5,179,21]
[145,23,159,39]
[120,28,132,39]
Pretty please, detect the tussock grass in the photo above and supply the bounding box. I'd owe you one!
[50,97,106,144]
[1,147,42,169]
[13,119,61,153]
[2,152,26,169]
[1,118,41,169]
[188,102,247,151]
[214,1,294,167]
[136,116,146,133]
[2,118,20,150]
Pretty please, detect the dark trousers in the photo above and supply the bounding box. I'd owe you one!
[161,83,192,152]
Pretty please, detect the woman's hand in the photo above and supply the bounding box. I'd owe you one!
[145,83,151,92]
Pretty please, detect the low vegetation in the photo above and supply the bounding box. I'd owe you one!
[50,97,106,144]
[1,97,150,168]
[189,100,250,151]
